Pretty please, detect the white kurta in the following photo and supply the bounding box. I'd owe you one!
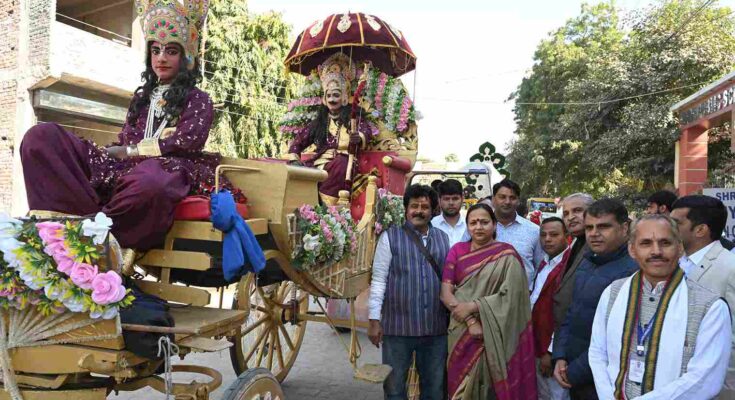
[589,275,731,399]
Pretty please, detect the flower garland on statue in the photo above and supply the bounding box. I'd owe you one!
[292,205,358,271]
[362,69,417,133]
[278,68,418,140]
[374,188,405,235]
[279,71,324,138]
[0,213,134,319]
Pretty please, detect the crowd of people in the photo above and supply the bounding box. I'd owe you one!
[368,180,735,400]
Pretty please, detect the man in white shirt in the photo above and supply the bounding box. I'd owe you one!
[491,178,544,286]
[670,195,735,399]
[431,179,469,247]
[589,214,731,399]
[531,217,571,400]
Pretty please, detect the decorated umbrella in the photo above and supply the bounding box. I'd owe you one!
[285,12,416,77]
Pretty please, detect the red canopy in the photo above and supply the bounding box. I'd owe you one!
[285,12,416,77]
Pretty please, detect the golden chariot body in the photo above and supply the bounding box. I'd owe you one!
[0,7,421,400]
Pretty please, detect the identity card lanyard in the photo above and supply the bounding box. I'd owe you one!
[634,279,669,357]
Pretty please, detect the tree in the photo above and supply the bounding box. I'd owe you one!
[508,0,735,200]
[202,1,301,158]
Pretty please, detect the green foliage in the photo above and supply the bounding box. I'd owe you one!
[509,0,735,200]
[203,0,301,158]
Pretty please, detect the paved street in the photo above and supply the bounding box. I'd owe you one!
[110,298,383,400]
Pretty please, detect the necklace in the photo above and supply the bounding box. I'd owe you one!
[144,84,171,140]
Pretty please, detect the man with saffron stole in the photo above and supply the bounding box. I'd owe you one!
[441,204,537,400]
[589,215,731,399]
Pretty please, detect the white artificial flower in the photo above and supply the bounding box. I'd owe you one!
[0,213,21,232]
[63,296,86,313]
[44,284,60,300]
[302,234,321,252]
[82,213,113,245]
[0,237,23,266]
[335,228,346,245]
[101,305,119,320]
[20,272,40,290]
[90,305,118,320]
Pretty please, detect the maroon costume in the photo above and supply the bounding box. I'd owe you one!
[21,87,217,250]
[287,113,375,203]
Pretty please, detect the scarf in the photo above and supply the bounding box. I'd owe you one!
[210,190,266,282]
[608,268,687,398]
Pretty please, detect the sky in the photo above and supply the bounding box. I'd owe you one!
[249,0,735,170]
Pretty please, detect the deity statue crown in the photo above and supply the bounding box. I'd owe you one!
[318,53,355,105]
[135,0,209,70]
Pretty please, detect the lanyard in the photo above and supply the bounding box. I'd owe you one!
[636,311,658,356]
[634,280,667,357]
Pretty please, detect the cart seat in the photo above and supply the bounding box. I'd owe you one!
[173,196,249,221]
[168,305,248,340]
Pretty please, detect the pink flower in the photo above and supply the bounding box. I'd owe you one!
[44,240,67,257]
[376,74,388,111]
[320,220,333,241]
[70,262,98,290]
[55,255,75,275]
[91,271,126,305]
[398,97,411,132]
[36,222,64,244]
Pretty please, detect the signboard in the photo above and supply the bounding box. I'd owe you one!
[703,188,735,240]
[679,83,735,125]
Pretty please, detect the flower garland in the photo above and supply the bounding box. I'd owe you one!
[278,68,418,141]
[0,213,134,319]
[279,72,324,138]
[292,205,357,271]
[375,189,405,235]
[362,69,417,133]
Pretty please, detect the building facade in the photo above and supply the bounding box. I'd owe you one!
[671,71,735,195]
[0,0,142,215]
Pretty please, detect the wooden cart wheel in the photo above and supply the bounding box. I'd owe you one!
[221,367,285,400]
[230,272,308,382]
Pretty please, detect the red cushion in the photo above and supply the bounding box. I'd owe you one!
[174,195,249,221]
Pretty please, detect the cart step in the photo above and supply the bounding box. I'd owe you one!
[178,335,233,352]
[354,363,392,383]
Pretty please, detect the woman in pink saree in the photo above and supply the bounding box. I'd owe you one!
[441,203,537,400]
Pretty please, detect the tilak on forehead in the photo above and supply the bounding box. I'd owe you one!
[135,0,209,70]
[318,53,355,107]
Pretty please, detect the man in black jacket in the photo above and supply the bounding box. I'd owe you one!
[553,198,639,400]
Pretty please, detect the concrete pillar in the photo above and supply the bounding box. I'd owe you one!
[676,125,708,195]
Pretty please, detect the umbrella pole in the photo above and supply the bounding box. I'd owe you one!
[346,119,357,185]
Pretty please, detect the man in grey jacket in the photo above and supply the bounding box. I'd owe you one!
[671,195,735,399]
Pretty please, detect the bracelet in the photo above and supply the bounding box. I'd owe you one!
[464,314,477,322]
[466,318,478,326]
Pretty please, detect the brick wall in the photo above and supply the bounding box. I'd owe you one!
[1,0,137,214]
[0,0,21,213]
